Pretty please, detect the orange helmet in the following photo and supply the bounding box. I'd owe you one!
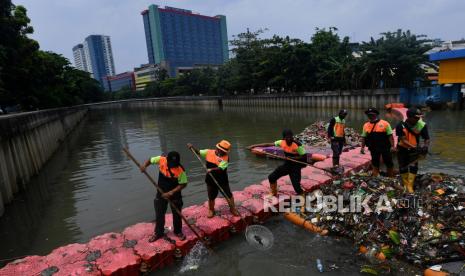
[216,140,231,153]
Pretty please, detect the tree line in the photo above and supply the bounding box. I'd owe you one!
[117,27,432,99]
[0,1,104,111]
[1,2,433,109]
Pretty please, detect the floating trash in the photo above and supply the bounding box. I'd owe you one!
[302,172,465,266]
[294,121,361,148]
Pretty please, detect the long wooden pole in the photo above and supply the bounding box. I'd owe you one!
[189,148,250,229]
[122,148,213,253]
[251,149,335,175]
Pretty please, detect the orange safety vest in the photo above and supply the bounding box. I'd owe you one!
[205,149,229,166]
[334,116,345,137]
[398,122,424,149]
[363,119,390,134]
[280,140,299,155]
[159,156,184,179]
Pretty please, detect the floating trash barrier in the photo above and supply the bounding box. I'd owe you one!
[249,121,362,161]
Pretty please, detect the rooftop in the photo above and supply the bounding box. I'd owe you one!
[429,48,465,61]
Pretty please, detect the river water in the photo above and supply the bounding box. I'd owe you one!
[0,106,464,275]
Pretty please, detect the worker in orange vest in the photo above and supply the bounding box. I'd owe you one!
[188,140,240,218]
[248,129,307,197]
[360,108,395,177]
[395,108,430,193]
[140,151,187,242]
[327,109,348,169]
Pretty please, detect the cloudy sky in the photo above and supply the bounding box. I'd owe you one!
[13,0,465,73]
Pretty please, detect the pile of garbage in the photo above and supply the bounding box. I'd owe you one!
[303,172,465,267]
[294,121,361,147]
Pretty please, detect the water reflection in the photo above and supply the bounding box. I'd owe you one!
[0,121,85,262]
[423,110,465,174]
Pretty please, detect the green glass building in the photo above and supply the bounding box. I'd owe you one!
[141,5,229,76]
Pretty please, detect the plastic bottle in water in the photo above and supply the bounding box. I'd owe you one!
[366,246,380,264]
[316,259,323,272]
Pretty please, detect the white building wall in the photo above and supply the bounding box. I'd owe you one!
[102,36,116,76]
[83,40,94,78]
[72,46,88,71]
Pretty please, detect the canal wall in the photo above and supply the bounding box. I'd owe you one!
[86,96,221,110]
[222,89,399,109]
[85,89,398,110]
[0,107,88,216]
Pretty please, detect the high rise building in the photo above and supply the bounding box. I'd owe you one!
[72,44,87,72]
[141,5,229,76]
[72,35,116,85]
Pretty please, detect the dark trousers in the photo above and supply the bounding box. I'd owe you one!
[331,140,344,166]
[154,196,183,236]
[206,172,232,200]
[397,147,419,174]
[268,162,303,194]
[370,148,394,168]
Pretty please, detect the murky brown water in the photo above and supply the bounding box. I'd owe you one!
[0,106,463,275]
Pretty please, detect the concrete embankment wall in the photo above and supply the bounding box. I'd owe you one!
[86,89,399,110]
[0,107,88,216]
[87,96,221,110]
[223,89,399,110]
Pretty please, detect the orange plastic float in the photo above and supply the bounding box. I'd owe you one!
[283,212,328,235]
[390,107,408,121]
[0,255,49,275]
[300,178,321,192]
[311,153,326,162]
[385,103,405,109]
[358,245,387,262]
[182,205,232,244]
[301,166,333,185]
[122,222,177,270]
[205,197,254,233]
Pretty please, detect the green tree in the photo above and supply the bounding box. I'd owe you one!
[359,29,431,88]
[159,78,176,96]
[230,28,268,93]
[310,27,354,90]
[0,2,39,108]
[0,1,103,110]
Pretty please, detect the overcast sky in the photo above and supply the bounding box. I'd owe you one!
[13,0,465,73]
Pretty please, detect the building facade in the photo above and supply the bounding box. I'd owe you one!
[103,72,135,92]
[134,64,159,91]
[141,5,229,76]
[400,49,465,109]
[72,44,87,72]
[72,35,116,85]
[430,49,465,84]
